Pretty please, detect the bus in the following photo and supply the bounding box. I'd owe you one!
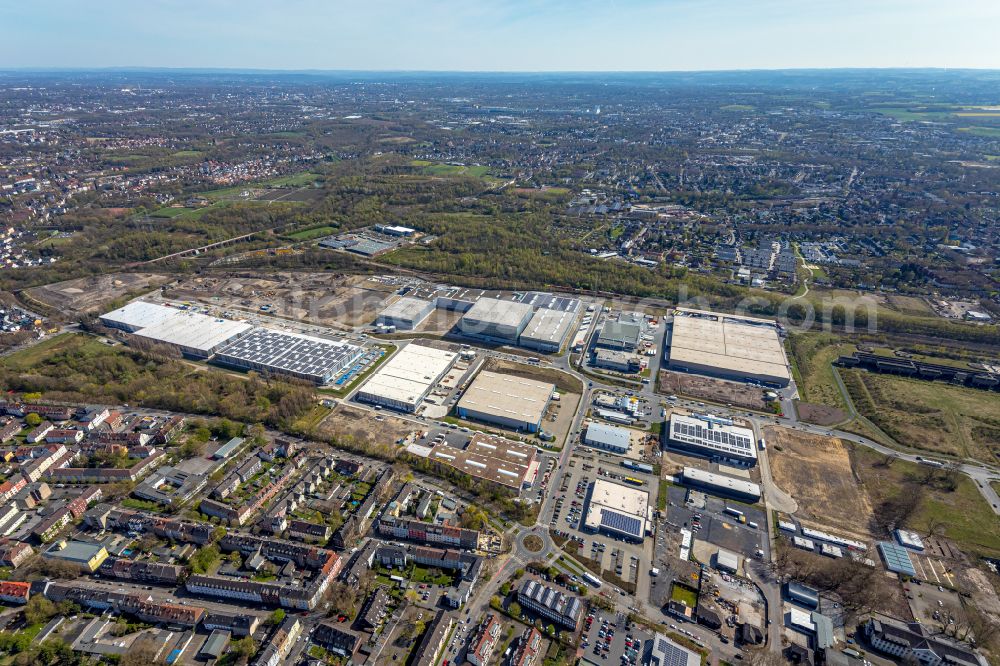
[623,476,643,486]
[583,572,602,588]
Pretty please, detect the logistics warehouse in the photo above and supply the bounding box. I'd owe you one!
[456,371,554,433]
[355,343,458,412]
[101,302,362,384]
[666,308,790,387]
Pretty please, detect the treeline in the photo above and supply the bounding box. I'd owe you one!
[0,336,315,429]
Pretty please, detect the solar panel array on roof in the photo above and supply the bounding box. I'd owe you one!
[669,414,757,463]
[215,328,362,384]
[517,292,581,313]
[599,510,643,539]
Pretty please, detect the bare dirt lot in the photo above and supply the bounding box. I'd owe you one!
[766,426,876,539]
[25,272,171,315]
[658,370,768,410]
[315,403,415,451]
[795,401,848,426]
[164,272,397,329]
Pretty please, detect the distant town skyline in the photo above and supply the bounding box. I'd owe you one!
[4,0,1000,72]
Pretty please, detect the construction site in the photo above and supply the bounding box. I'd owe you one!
[163,272,400,329]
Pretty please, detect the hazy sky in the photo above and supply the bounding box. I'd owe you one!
[5,0,999,71]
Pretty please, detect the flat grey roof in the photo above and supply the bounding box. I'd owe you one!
[520,308,575,346]
[669,314,789,383]
[457,370,554,424]
[462,297,533,328]
[379,296,434,322]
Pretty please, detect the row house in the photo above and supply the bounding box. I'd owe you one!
[0,476,27,503]
[313,623,362,659]
[0,420,21,443]
[25,422,54,443]
[44,582,205,627]
[511,627,543,666]
[252,617,301,666]
[32,506,73,542]
[99,557,185,585]
[287,519,331,542]
[0,581,30,605]
[0,540,33,569]
[467,614,502,666]
[44,429,83,445]
[517,579,583,631]
[91,431,150,447]
[201,611,260,637]
[376,515,480,550]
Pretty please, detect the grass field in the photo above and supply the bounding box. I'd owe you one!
[841,369,1000,465]
[265,171,322,187]
[852,446,1000,556]
[150,207,193,218]
[1,332,100,371]
[284,225,337,241]
[787,332,851,411]
[957,126,1000,138]
[409,160,490,177]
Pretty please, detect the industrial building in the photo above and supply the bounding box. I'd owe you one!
[583,478,650,542]
[786,581,820,609]
[593,348,641,373]
[214,328,362,384]
[667,414,758,467]
[595,320,641,351]
[459,297,534,344]
[517,292,581,313]
[131,310,253,358]
[100,301,254,358]
[356,344,458,412]
[518,307,576,353]
[666,310,790,387]
[456,371,554,433]
[428,433,537,495]
[680,467,762,502]
[582,422,632,454]
[376,297,435,331]
[99,301,181,333]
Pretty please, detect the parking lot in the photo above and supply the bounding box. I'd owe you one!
[666,485,768,563]
[547,457,655,594]
[581,608,650,666]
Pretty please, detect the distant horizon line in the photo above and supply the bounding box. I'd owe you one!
[2,66,999,76]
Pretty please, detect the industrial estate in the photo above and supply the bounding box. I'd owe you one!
[0,66,998,666]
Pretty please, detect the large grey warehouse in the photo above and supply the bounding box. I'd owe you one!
[214,328,362,384]
[101,301,253,359]
[456,370,554,433]
[356,344,458,412]
[666,309,790,387]
[376,297,435,330]
[459,298,534,344]
[518,308,576,353]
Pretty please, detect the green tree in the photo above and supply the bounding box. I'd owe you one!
[24,413,42,427]
[268,609,286,626]
[23,595,56,626]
